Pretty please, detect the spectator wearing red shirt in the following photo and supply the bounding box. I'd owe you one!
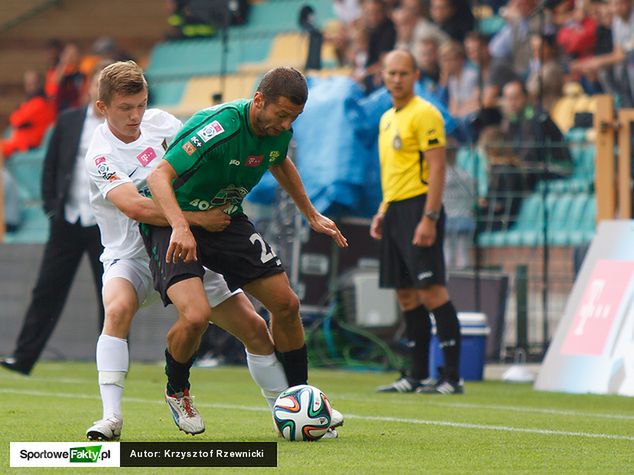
[2,70,56,159]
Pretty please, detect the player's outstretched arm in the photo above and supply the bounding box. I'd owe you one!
[147,160,197,263]
[106,183,230,232]
[269,158,348,248]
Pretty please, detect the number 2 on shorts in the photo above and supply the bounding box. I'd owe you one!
[249,233,276,263]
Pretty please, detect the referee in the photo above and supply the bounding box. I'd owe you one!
[371,49,463,395]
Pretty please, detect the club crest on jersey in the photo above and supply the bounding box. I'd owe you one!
[182,142,196,156]
[137,147,157,166]
[246,155,263,167]
[97,162,118,182]
[197,120,224,143]
[268,150,280,163]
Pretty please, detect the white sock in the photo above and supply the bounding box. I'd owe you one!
[246,351,289,410]
[96,334,129,420]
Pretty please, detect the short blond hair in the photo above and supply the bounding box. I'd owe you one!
[98,60,147,104]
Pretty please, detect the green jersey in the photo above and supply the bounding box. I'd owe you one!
[164,98,291,216]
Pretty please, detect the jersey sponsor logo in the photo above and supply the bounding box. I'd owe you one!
[197,120,225,143]
[94,156,106,166]
[190,136,202,148]
[182,142,196,156]
[229,159,240,166]
[268,150,280,163]
[246,155,263,167]
[136,147,157,166]
[417,271,433,281]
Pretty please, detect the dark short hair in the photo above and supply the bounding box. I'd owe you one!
[256,67,308,106]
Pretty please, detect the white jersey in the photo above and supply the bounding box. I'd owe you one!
[85,108,182,263]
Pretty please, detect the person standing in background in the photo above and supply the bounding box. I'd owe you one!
[371,49,463,395]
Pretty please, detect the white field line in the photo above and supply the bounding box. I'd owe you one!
[4,373,634,422]
[1,388,634,442]
[333,394,634,422]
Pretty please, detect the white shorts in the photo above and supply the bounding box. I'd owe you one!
[102,258,241,308]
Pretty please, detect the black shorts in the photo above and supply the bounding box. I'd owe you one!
[379,194,447,289]
[141,215,284,305]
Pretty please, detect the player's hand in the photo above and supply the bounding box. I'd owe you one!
[197,208,230,232]
[308,213,348,248]
[413,218,436,247]
[166,225,197,263]
[369,213,384,240]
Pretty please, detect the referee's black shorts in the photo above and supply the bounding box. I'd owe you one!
[379,194,447,289]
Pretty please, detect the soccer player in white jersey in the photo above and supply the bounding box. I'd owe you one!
[83,61,294,440]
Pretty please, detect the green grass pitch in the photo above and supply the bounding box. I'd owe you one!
[2,362,634,474]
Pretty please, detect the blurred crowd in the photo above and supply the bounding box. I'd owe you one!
[1,37,132,162]
[326,0,631,139]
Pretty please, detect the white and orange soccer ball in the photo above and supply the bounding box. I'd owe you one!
[273,384,332,441]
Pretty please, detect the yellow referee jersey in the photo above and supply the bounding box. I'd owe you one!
[378,96,445,213]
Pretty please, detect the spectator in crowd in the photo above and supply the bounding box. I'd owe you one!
[44,38,63,76]
[362,0,397,92]
[393,1,421,50]
[489,0,551,78]
[556,0,598,60]
[500,79,573,188]
[443,137,476,269]
[349,25,370,83]
[526,33,566,111]
[414,36,443,99]
[80,37,133,80]
[298,4,323,70]
[430,0,475,43]
[464,31,519,108]
[411,0,451,46]
[572,0,633,104]
[371,50,463,395]
[439,41,480,140]
[1,70,56,160]
[45,42,86,113]
[477,126,527,232]
[165,0,222,39]
[0,62,110,376]
[334,0,363,26]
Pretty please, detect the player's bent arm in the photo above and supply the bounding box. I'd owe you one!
[269,158,318,220]
[147,160,189,229]
[147,160,198,263]
[269,158,348,248]
[106,182,171,225]
[106,183,230,231]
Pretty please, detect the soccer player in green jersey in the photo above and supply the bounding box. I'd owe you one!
[143,67,348,436]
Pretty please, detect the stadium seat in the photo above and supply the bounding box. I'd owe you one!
[148,79,187,107]
[5,149,45,202]
[568,195,596,245]
[4,204,49,244]
[496,194,539,246]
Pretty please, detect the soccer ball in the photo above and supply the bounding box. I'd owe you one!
[273,384,332,441]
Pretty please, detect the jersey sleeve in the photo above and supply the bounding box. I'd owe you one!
[85,153,133,199]
[164,108,240,176]
[416,103,446,152]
